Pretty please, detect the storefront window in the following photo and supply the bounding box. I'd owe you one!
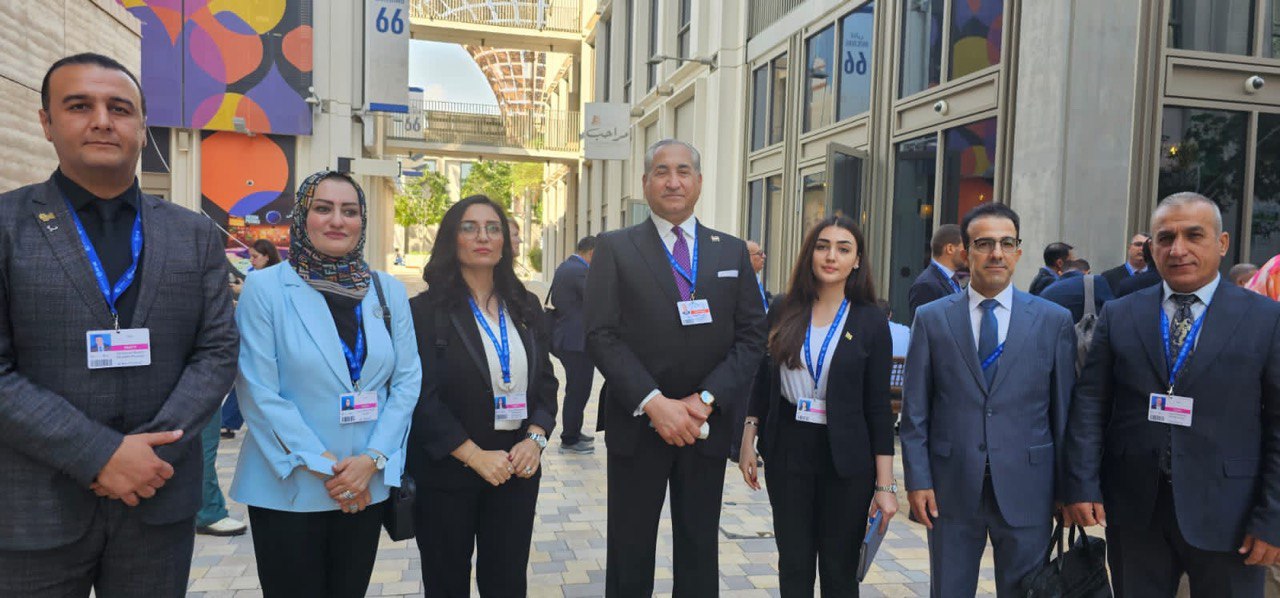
[1168,0,1255,56]
[751,66,769,151]
[941,118,998,223]
[804,25,836,132]
[802,171,828,233]
[890,135,938,320]
[837,3,875,120]
[1251,113,1280,264]
[1158,107,1247,266]
[899,0,944,98]
[950,0,1003,79]
[770,55,788,144]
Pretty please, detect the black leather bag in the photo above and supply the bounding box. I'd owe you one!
[1019,521,1112,597]
[371,272,416,541]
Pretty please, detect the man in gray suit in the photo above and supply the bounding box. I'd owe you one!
[0,54,238,596]
[901,203,1077,596]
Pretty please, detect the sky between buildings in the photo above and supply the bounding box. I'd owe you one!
[409,40,498,106]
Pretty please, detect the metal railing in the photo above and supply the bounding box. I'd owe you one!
[410,0,582,34]
[387,101,581,153]
[749,0,805,38]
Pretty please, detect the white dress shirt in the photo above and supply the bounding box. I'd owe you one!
[636,213,700,416]
[1161,274,1219,351]
[889,321,911,358]
[968,284,1015,353]
[475,306,530,431]
[780,306,851,404]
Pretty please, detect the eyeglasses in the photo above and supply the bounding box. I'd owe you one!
[969,237,1021,254]
[459,222,503,238]
[750,251,766,258]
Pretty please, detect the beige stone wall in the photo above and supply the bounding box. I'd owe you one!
[0,0,139,192]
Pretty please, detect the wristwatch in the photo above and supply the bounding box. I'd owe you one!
[527,432,548,450]
[875,483,898,494]
[365,449,387,471]
[699,391,716,410]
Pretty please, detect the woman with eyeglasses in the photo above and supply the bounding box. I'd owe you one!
[738,215,898,597]
[408,194,559,597]
[231,171,422,597]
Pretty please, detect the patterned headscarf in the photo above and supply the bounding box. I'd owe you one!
[288,170,372,300]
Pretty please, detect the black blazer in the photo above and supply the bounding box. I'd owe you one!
[1100,264,1132,293]
[549,256,589,353]
[748,300,895,478]
[908,262,956,322]
[407,290,559,489]
[1066,282,1280,551]
[1114,269,1162,297]
[1029,267,1058,296]
[584,220,767,459]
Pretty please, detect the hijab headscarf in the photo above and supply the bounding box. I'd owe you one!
[288,170,371,300]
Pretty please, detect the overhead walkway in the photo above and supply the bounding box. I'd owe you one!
[381,100,580,163]
[409,0,583,54]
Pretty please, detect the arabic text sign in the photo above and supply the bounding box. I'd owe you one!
[584,103,632,160]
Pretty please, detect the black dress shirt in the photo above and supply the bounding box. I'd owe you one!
[54,169,143,325]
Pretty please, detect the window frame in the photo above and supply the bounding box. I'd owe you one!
[647,0,660,91]
[678,0,692,58]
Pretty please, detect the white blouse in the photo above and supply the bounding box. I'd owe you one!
[779,306,850,404]
[474,307,530,431]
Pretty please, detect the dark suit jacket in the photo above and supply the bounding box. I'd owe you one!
[0,176,238,550]
[908,262,957,322]
[407,290,559,489]
[1114,269,1162,297]
[550,255,589,354]
[584,220,766,459]
[1065,283,1280,551]
[748,299,895,478]
[1101,263,1137,293]
[1029,267,1059,296]
[1040,271,1115,323]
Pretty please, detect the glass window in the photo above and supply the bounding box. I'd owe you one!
[1158,107,1248,267]
[747,179,765,249]
[1250,113,1280,264]
[1271,0,1280,57]
[770,55,788,145]
[142,126,170,173]
[624,0,633,101]
[889,135,938,320]
[941,117,998,224]
[678,0,691,58]
[647,0,660,90]
[837,2,875,120]
[1167,0,1255,56]
[899,0,944,98]
[802,171,828,234]
[804,25,836,132]
[950,0,1003,79]
[600,20,611,102]
[751,66,769,151]
[830,149,864,223]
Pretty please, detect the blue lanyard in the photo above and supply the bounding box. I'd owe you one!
[64,196,143,330]
[803,299,848,392]
[339,304,366,389]
[758,282,769,312]
[469,298,512,385]
[662,224,699,299]
[1160,306,1206,393]
[982,343,1005,370]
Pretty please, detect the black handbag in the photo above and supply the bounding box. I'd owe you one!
[1019,520,1112,597]
[371,272,416,541]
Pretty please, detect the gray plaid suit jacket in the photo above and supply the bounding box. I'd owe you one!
[0,176,238,550]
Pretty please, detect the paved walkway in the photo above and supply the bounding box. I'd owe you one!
[187,269,1003,597]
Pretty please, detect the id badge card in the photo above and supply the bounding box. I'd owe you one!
[339,390,379,425]
[86,328,151,369]
[1148,393,1193,427]
[495,392,529,426]
[677,299,713,326]
[795,398,828,425]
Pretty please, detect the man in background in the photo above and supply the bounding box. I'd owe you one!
[551,236,598,454]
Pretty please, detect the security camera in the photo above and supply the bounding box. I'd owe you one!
[1245,76,1265,94]
[933,100,949,115]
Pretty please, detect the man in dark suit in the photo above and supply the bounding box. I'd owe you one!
[1030,241,1074,295]
[1101,232,1150,292]
[551,235,597,454]
[908,224,966,322]
[901,203,1077,596]
[585,139,766,597]
[1115,237,1163,298]
[747,239,771,310]
[1066,192,1280,596]
[1040,258,1115,323]
[0,54,238,596]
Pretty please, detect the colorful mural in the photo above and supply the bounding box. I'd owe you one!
[118,0,313,135]
[201,131,296,262]
[944,117,998,219]
[950,0,1003,80]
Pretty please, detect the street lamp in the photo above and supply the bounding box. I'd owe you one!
[646,53,718,69]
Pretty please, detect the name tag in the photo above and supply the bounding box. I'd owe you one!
[86,329,151,369]
[795,398,828,425]
[1148,393,1193,427]
[495,392,529,426]
[339,390,379,424]
[677,299,713,326]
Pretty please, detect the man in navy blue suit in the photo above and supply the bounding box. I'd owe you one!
[1040,259,1115,323]
[550,236,597,454]
[1067,192,1280,597]
[908,224,966,322]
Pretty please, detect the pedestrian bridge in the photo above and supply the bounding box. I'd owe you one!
[409,0,583,54]
[381,100,580,163]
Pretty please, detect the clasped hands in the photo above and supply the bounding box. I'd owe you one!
[90,430,184,506]
[645,394,711,447]
[311,451,378,514]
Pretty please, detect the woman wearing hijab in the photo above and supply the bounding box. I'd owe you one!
[231,171,422,597]
[408,195,559,597]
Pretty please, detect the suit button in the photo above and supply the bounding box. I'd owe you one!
[986,409,994,416]
[978,443,987,451]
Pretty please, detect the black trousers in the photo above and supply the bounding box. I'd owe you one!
[558,350,595,444]
[0,499,193,598]
[606,431,726,597]
[247,503,385,598]
[415,473,540,597]
[1107,480,1263,598]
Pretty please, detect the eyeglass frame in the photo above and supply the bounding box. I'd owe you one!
[967,236,1022,254]
[458,221,504,238]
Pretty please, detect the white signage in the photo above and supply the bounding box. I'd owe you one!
[583,103,632,160]
[365,0,410,114]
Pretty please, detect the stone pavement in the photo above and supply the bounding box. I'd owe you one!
[188,269,1005,597]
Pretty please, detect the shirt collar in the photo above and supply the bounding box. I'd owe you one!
[54,168,140,212]
[1162,273,1220,308]
[571,254,589,267]
[1124,262,1147,275]
[651,213,697,239]
[931,259,956,280]
[969,283,1016,312]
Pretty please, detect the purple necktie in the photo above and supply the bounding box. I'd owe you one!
[671,226,692,301]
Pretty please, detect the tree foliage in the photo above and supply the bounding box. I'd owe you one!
[394,170,450,250]
[460,160,516,209]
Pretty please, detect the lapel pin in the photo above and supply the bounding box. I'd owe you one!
[38,212,55,222]
[844,331,853,340]
[46,224,59,232]
[710,235,720,242]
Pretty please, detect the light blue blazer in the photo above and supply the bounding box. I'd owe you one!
[230,264,422,512]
